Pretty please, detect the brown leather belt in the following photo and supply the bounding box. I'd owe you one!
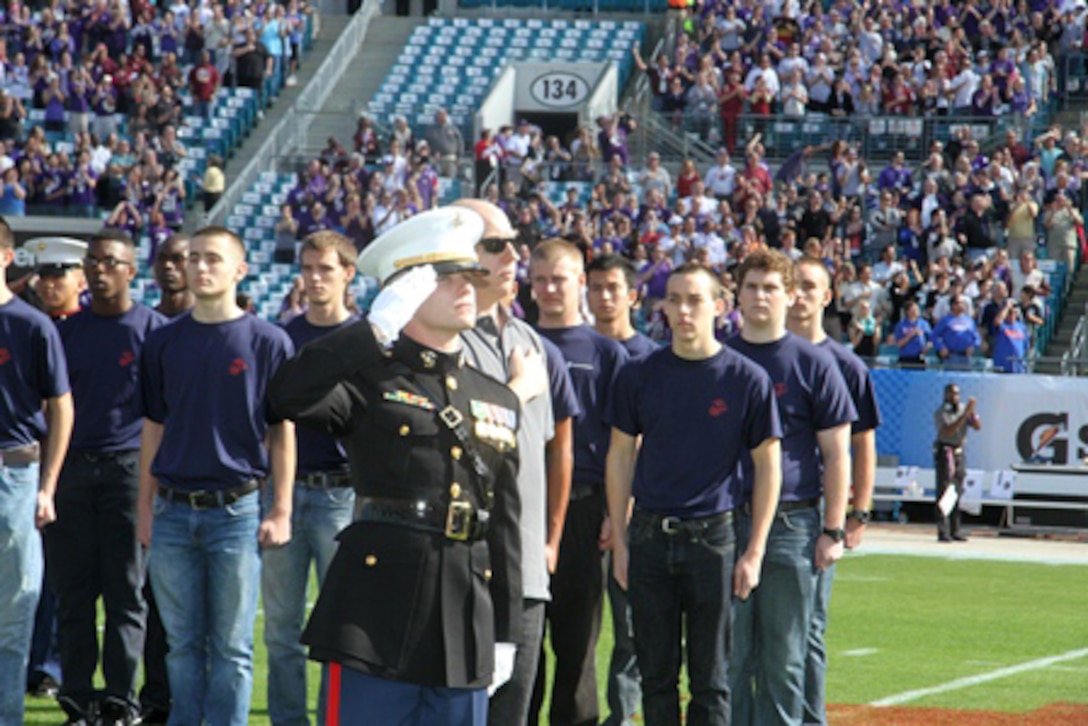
[0,443,40,467]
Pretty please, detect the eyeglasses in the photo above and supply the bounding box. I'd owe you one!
[83,256,132,269]
[478,237,518,254]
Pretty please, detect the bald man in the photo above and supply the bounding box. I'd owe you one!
[454,199,580,725]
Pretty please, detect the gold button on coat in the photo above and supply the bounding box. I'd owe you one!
[451,446,463,460]
[399,425,410,436]
[450,483,462,498]
[365,555,377,566]
[446,376,458,390]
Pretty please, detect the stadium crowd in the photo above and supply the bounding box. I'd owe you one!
[0,0,311,228]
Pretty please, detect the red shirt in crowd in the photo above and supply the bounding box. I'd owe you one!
[189,63,220,103]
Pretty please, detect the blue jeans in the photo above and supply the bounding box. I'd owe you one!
[803,564,834,726]
[148,490,261,726]
[603,556,641,726]
[261,483,354,726]
[627,508,734,726]
[0,461,41,726]
[732,506,820,726]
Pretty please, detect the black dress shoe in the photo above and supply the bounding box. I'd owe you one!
[952,534,968,542]
[136,706,171,725]
[938,535,953,543]
[29,674,60,698]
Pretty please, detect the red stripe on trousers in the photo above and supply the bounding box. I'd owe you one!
[327,662,341,726]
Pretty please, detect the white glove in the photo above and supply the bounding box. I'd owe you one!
[367,265,438,346]
[488,642,517,696]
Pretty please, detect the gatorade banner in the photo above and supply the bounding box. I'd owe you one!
[872,369,1088,474]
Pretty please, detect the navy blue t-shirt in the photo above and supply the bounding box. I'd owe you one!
[818,338,882,434]
[283,313,359,475]
[537,324,628,486]
[727,333,857,502]
[608,346,781,517]
[60,304,167,451]
[0,295,70,449]
[619,331,659,360]
[141,312,295,490]
[541,335,582,423]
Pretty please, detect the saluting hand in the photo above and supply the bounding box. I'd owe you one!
[368,264,439,346]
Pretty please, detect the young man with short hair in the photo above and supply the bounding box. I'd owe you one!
[727,250,856,726]
[0,218,74,726]
[152,234,194,318]
[789,256,882,726]
[262,231,360,725]
[606,262,782,725]
[453,199,580,726]
[529,239,628,726]
[47,229,166,725]
[585,252,654,726]
[138,226,296,726]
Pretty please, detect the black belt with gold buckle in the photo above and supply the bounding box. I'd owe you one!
[157,480,260,510]
[357,496,489,541]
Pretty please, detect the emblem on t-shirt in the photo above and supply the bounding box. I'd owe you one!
[708,398,728,417]
[119,350,136,367]
[229,358,248,376]
[0,347,10,365]
[774,382,788,398]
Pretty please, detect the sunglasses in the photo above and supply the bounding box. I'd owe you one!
[478,236,518,254]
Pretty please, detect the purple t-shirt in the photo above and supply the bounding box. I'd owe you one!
[0,295,70,448]
[141,311,294,490]
[282,314,359,475]
[818,337,882,435]
[536,324,628,486]
[608,345,781,517]
[59,304,166,451]
[727,332,857,502]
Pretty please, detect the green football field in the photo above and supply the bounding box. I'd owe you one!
[23,553,1088,724]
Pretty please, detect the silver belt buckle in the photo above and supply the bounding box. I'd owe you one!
[660,516,682,535]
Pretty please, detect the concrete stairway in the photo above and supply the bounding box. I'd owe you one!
[296,15,425,153]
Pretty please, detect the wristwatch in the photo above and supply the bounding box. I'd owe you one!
[847,509,872,525]
[822,527,846,543]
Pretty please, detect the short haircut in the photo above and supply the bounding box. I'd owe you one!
[735,249,796,291]
[0,215,12,250]
[668,261,724,298]
[795,255,832,289]
[530,238,583,271]
[301,230,357,269]
[91,227,136,250]
[193,225,246,259]
[586,254,637,291]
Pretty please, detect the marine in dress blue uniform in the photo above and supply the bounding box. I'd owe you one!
[268,208,523,726]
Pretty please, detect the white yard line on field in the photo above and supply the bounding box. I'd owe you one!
[871,648,1088,706]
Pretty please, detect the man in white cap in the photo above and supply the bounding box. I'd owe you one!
[270,207,526,725]
[29,237,87,320]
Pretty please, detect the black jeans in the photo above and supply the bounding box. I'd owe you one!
[45,449,146,716]
[627,508,735,726]
[531,491,606,726]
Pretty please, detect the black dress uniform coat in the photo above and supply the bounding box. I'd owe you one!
[269,319,522,689]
